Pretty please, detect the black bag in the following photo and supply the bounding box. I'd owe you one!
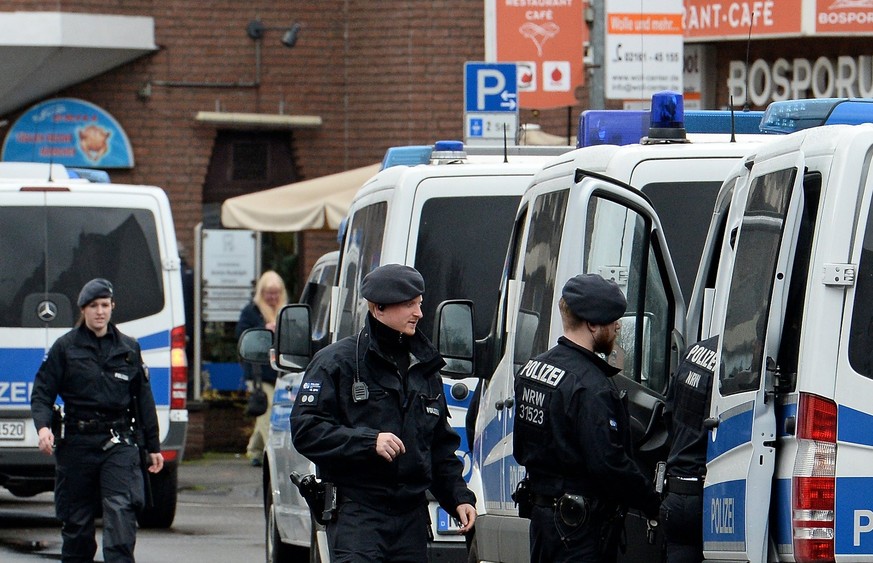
[245,378,268,417]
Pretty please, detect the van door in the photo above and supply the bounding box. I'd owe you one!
[703,152,805,561]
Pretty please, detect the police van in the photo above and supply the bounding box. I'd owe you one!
[694,122,873,562]
[431,100,774,561]
[259,141,571,563]
[0,163,188,528]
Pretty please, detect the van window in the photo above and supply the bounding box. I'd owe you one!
[719,168,795,397]
[414,195,519,341]
[583,195,672,392]
[518,189,570,362]
[642,181,721,304]
[0,206,163,327]
[336,202,387,339]
[849,184,873,377]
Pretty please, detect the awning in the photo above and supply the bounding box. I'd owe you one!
[221,163,382,232]
[0,12,157,117]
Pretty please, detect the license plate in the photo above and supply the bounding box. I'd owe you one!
[436,507,462,535]
[0,420,25,440]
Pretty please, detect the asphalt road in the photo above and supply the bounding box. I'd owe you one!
[0,453,266,562]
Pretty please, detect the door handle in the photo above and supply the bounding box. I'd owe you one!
[504,397,514,409]
[703,417,720,429]
[494,401,504,411]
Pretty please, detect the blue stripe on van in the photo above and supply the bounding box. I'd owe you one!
[138,330,170,351]
[773,478,792,552]
[702,478,747,549]
[838,405,873,447]
[147,366,169,407]
[706,401,754,462]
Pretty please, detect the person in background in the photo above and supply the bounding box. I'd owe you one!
[661,335,719,562]
[31,278,164,563]
[291,264,476,562]
[513,273,660,562]
[236,270,288,467]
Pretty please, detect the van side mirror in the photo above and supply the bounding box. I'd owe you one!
[434,300,474,378]
[276,304,312,372]
[237,328,273,365]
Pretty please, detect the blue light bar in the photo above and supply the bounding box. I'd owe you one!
[577,110,648,148]
[67,167,111,183]
[760,98,873,133]
[381,145,432,170]
[685,110,764,134]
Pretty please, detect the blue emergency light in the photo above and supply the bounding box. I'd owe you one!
[577,91,767,148]
[380,145,433,169]
[760,98,873,134]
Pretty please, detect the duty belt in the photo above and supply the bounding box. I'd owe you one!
[531,493,560,508]
[65,418,130,434]
[666,475,703,496]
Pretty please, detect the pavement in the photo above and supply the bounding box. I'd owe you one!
[177,451,263,499]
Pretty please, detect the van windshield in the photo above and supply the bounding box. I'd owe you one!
[414,195,519,341]
[0,207,164,328]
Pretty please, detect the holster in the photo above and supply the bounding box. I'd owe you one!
[291,472,337,525]
[511,477,533,519]
[51,404,65,441]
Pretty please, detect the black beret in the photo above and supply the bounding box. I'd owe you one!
[360,264,424,305]
[77,278,114,308]
[561,273,626,325]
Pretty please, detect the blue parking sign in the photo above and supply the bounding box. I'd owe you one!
[465,63,517,113]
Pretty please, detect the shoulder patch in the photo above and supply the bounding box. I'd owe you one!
[298,380,321,405]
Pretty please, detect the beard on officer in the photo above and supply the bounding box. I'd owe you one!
[290,264,476,563]
[513,273,661,563]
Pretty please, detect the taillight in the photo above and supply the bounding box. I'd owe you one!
[792,392,837,562]
[170,325,188,410]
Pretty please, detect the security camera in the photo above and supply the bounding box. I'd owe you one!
[282,23,301,48]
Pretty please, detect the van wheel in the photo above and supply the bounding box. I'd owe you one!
[137,464,178,529]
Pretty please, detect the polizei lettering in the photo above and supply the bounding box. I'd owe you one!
[710,497,735,535]
[685,343,718,372]
[518,360,566,387]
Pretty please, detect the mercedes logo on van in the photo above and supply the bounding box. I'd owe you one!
[37,300,57,322]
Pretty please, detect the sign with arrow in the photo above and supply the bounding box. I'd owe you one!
[464,62,519,145]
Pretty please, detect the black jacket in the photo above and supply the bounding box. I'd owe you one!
[665,336,718,479]
[513,336,659,516]
[30,323,161,453]
[291,314,476,513]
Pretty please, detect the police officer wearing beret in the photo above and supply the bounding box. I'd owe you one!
[291,264,477,562]
[513,273,661,562]
[31,278,163,563]
[661,335,719,562]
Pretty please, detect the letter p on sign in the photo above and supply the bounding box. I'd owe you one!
[477,69,506,111]
[855,510,873,546]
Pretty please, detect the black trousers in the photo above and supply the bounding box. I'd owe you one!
[54,434,144,563]
[529,504,623,563]
[326,499,430,562]
[660,492,703,563]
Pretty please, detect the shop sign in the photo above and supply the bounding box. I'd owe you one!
[2,98,134,169]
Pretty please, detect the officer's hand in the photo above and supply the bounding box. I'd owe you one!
[147,452,164,473]
[375,432,405,462]
[456,503,476,534]
[37,427,54,455]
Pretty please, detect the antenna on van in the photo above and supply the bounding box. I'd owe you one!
[743,14,755,112]
[730,96,737,143]
[503,124,508,163]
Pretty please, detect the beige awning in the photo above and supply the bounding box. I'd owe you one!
[220,163,381,231]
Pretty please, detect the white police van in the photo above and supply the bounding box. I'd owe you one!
[259,141,571,563]
[695,120,873,562]
[432,94,775,562]
[0,163,188,528]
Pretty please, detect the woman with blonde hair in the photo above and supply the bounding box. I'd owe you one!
[236,270,288,466]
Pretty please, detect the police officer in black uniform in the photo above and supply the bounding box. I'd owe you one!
[31,278,164,563]
[661,335,719,563]
[513,273,661,563]
[291,264,477,562]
